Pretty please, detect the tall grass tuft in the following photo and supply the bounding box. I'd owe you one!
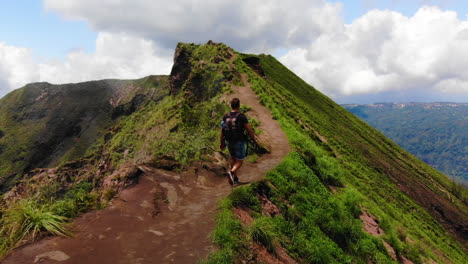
[229,186,261,211]
[248,217,277,254]
[0,199,70,254]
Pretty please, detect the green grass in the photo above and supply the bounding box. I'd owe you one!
[208,51,466,263]
[0,199,70,255]
[205,199,245,264]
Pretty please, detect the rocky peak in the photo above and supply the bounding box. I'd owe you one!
[169,41,235,101]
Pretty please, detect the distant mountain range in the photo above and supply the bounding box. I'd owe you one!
[343,102,468,183]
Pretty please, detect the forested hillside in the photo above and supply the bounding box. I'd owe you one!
[343,103,468,183]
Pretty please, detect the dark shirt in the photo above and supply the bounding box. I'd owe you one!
[222,111,249,141]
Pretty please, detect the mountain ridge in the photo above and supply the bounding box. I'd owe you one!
[0,42,466,263]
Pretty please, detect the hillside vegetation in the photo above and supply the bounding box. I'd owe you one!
[0,76,169,192]
[207,53,467,263]
[0,42,466,263]
[343,103,468,184]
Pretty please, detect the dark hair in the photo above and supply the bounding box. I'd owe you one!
[231,98,240,109]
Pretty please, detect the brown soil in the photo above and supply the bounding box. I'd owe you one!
[360,209,416,264]
[360,209,385,236]
[252,243,297,264]
[1,70,290,264]
[233,208,254,225]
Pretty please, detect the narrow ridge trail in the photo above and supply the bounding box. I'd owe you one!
[2,75,290,264]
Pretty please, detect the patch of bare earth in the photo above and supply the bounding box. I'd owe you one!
[360,209,417,264]
[2,165,230,264]
[232,194,297,264]
[252,243,297,264]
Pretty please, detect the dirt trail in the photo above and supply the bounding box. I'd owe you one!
[2,74,290,264]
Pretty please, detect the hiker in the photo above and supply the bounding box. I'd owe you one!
[220,98,257,185]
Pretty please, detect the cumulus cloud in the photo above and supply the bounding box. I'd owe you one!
[0,43,39,96]
[38,32,173,84]
[0,33,172,98]
[44,0,343,53]
[280,6,468,101]
[2,2,467,103]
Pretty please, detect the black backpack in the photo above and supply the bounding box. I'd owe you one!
[222,112,245,142]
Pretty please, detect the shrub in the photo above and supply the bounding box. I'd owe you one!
[0,199,70,254]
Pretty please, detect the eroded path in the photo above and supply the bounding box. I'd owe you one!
[2,75,290,264]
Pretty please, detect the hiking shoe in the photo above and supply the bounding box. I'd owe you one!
[228,171,235,185]
[234,176,239,185]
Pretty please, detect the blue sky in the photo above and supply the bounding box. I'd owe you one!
[2,0,466,60]
[0,0,96,59]
[337,0,468,23]
[1,0,467,103]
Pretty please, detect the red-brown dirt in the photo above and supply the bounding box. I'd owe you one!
[1,71,290,264]
[360,209,416,264]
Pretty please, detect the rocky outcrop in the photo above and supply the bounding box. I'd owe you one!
[242,56,266,77]
[169,43,193,96]
[169,41,235,101]
[102,163,143,200]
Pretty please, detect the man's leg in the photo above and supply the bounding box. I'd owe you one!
[231,160,243,175]
[231,141,245,179]
[230,157,237,175]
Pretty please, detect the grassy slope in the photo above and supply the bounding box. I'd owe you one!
[207,53,466,263]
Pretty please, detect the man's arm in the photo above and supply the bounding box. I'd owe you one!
[220,128,226,150]
[245,123,257,143]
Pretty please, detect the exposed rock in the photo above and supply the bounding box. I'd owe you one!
[251,242,297,264]
[148,229,164,236]
[159,182,178,211]
[234,207,254,225]
[111,94,147,119]
[102,163,143,199]
[34,251,70,263]
[383,241,397,260]
[259,195,281,217]
[400,255,415,264]
[201,161,226,176]
[151,157,181,171]
[169,43,193,96]
[3,168,61,205]
[360,209,385,236]
[242,56,266,77]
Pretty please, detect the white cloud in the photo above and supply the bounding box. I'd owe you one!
[0,43,39,96]
[44,0,343,53]
[0,33,172,98]
[38,32,173,84]
[280,6,468,101]
[2,2,468,103]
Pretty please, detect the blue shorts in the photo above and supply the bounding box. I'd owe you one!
[227,141,246,160]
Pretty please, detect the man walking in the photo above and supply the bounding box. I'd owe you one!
[220,98,257,185]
